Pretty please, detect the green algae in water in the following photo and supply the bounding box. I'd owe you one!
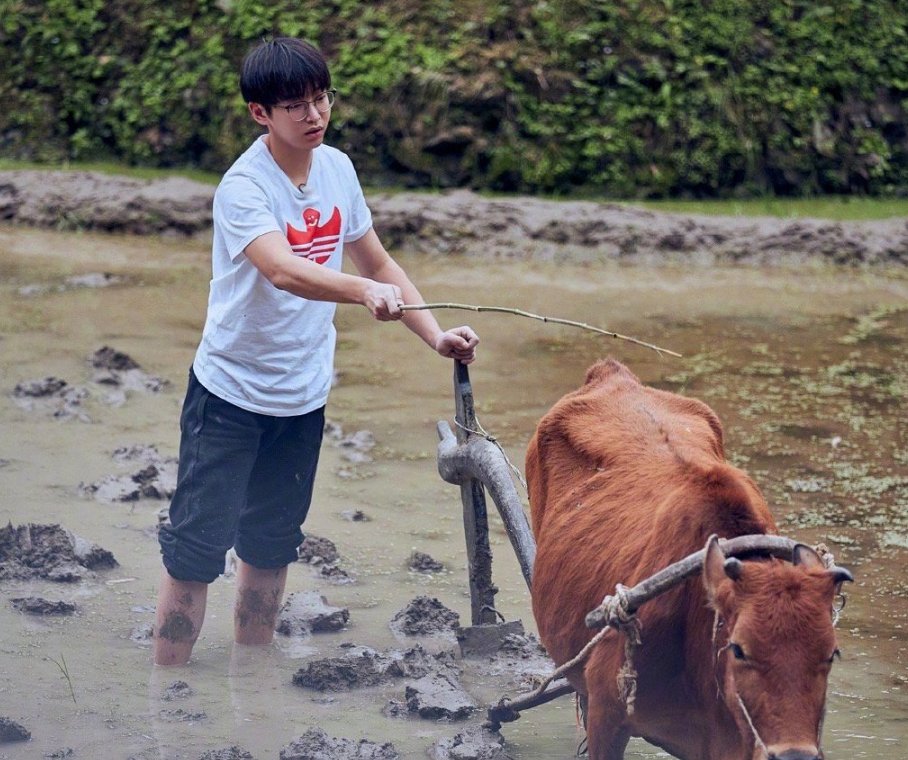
[882,532,908,549]
[840,304,908,345]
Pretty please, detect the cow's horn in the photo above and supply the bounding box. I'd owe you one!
[723,557,744,580]
[829,566,854,584]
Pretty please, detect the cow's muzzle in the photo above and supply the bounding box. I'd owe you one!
[767,749,820,760]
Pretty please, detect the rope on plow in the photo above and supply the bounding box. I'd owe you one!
[453,416,528,491]
[531,584,642,716]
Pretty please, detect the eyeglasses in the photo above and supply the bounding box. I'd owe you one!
[280,90,336,121]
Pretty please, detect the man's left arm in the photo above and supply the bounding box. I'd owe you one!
[345,228,479,364]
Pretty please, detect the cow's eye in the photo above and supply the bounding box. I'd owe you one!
[729,642,747,661]
[827,648,841,664]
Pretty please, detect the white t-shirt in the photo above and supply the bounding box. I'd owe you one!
[193,137,373,415]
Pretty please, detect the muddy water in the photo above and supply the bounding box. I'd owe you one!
[0,224,906,759]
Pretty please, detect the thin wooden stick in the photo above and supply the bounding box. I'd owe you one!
[401,303,682,358]
[484,680,576,730]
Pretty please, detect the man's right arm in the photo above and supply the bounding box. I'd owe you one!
[244,231,405,321]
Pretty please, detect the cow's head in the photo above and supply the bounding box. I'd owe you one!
[703,536,853,760]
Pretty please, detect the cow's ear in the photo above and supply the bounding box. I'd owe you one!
[703,534,727,602]
[793,543,826,571]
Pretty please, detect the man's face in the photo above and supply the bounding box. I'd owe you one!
[249,89,334,150]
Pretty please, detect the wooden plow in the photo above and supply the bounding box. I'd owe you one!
[435,360,572,725]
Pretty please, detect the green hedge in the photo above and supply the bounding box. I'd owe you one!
[2,0,906,197]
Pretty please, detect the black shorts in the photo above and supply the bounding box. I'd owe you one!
[158,368,324,583]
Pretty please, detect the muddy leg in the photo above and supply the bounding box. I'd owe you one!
[153,567,208,666]
[234,559,287,645]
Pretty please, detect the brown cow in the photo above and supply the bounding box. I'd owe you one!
[527,358,851,760]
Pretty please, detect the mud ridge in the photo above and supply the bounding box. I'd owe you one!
[2,171,906,265]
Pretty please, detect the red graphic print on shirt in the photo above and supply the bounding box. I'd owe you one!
[286,206,341,265]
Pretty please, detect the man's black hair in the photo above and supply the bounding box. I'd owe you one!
[240,37,331,108]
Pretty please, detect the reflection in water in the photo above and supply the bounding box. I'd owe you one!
[0,225,905,758]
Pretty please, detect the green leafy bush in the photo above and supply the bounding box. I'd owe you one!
[1,0,906,197]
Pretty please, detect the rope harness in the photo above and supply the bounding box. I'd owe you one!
[607,586,642,715]
[530,584,643,715]
[736,693,770,756]
[561,544,847,724]
[504,593,641,756]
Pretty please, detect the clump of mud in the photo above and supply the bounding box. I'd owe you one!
[317,564,353,583]
[298,535,339,565]
[297,534,353,584]
[43,748,74,759]
[276,591,350,636]
[291,638,482,723]
[157,708,206,723]
[162,681,194,701]
[89,346,169,401]
[291,643,452,692]
[279,727,398,760]
[390,595,461,636]
[432,725,514,760]
[0,523,117,582]
[324,421,380,480]
[11,347,168,421]
[79,444,177,503]
[334,429,377,464]
[11,377,90,421]
[10,597,76,615]
[470,629,555,693]
[0,716,30,743]
[198,748,254,760]
[457,621,532,659]
[340,508,371,522]
[404,671,477,720]
[11,377,68,398]
[408,550,445,573]
[130,623,153,643]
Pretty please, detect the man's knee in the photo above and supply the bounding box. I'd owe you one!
[233,533,301,572]
[159,527,230,584]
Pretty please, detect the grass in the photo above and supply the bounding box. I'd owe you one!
[48,654,77,705]
[633,197,908,222]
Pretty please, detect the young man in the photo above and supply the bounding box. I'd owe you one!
[153,38,478,666]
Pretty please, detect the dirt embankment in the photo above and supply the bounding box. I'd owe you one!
[1,169,906,266]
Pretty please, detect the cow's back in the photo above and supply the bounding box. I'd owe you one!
[527,358,775,672]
